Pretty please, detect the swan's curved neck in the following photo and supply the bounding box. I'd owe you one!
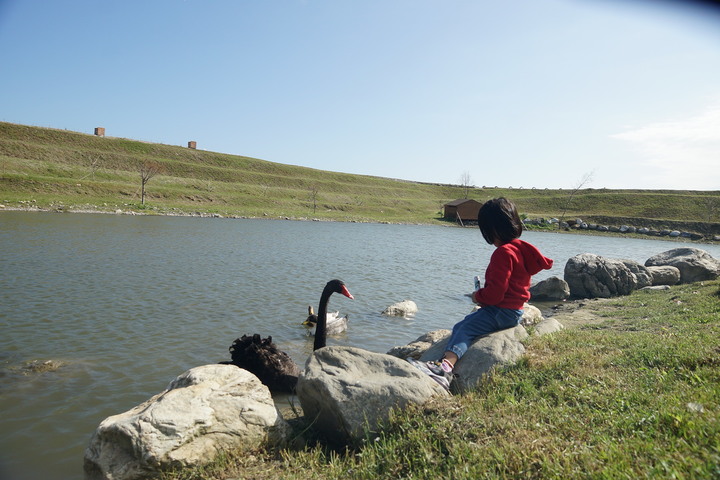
[312,287,333,351]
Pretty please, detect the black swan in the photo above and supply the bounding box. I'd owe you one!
[303,305,349,336]
[223,279,354,393]
[310,279,354,351]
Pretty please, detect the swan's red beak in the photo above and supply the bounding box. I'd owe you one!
[340,285,354,299]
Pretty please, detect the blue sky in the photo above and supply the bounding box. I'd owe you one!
[1,0,719,190]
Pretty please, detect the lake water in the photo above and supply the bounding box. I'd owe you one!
[2,211,719,480]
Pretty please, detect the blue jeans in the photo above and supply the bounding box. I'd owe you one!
[444,305,523,360]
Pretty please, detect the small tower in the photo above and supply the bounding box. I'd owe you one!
[187,141,197,149]
[94,127,105,137]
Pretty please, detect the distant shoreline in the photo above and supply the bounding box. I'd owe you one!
[2,205,717,245]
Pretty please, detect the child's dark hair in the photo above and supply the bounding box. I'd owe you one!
[477,197,523,245]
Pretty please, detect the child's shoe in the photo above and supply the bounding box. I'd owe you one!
[406,358,451,392]
[425,359,453,378]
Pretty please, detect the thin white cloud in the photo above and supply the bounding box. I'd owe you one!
[611,103,720,190]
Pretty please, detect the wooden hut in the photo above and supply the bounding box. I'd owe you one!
[443,199,481,224]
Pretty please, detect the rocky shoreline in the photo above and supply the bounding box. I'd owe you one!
[524,216,720,243]
[84,246,719,479]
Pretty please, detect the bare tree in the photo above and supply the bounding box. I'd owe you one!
[309,184,319,214]
[79,155,101,180]
[138,161,163,205]
[459,171,473,199]
[559,171,594,228]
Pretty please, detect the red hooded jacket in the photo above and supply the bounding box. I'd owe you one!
[473,239,553,309]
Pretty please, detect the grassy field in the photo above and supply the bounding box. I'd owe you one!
[1,122,719,231]
[159,280,720,480]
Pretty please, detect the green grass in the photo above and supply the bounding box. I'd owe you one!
[158,280,720,479]
[1,121,719,231]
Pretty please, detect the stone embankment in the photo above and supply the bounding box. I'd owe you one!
[524,217,720,242]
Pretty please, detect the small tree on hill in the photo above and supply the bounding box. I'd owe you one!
[138,161,163,205]
[559,171,594,228]
[79,155,101,181]
[459,171,473,199]
[309,184,319,214]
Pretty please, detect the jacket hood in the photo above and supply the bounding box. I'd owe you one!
[511,239,553,275]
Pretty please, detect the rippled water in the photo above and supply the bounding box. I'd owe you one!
[1,211,718,480]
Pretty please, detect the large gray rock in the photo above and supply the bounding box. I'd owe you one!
[564,253,638,298]
[297,346,447,445]
[645,248,720,283]
[419,326,530,393]
[388,305,563,392]
[387,303,543,360]
[387,302,547,361]
[84,365,289,480]
[620,259,653,289]
[529,276,570,300]
[646,265,681,286]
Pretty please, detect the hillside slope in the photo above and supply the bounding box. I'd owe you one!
[1,122,718,231]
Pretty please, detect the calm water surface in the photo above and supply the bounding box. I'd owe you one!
[2,211,719,480]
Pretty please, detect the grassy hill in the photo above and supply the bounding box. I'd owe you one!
[1,122,718,232]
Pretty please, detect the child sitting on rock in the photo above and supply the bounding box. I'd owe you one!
[419,197,553,390]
